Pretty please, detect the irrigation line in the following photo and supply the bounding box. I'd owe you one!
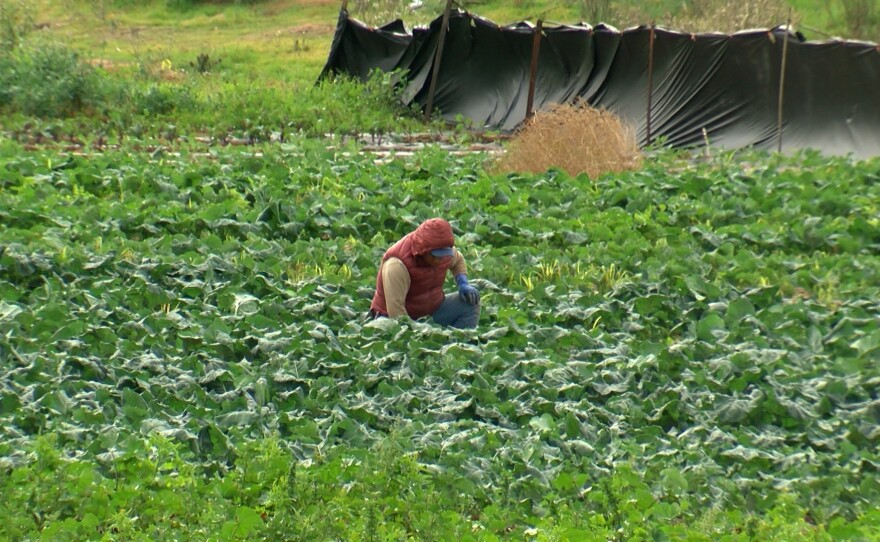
[424,0,455,122]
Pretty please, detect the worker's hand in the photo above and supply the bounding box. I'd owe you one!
[455,274,480,305]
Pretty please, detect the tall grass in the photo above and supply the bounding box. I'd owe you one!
[0,0,34,51]
[839,0,879,41]
[361,0,876,40]
[666,0,794,33]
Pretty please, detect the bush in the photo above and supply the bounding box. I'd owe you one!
[129,82,197,116]
[0,39,111,117]
[305,69,418,137]
[0,54,14,107]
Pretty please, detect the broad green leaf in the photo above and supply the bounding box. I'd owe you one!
[852,331,880,358]
[529,414,555,433]
[232,293,260,316]
[122,388,149,423]
[0,302,23,322]
[480,326,509,341]
[216,411,259,428]
[236,507,263,536]
[725,298,755,323]
[633,294,667,315]
[696,313,726,341]
[714,397,755,423]
[660,466,689,494]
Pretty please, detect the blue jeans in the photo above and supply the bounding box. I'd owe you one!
[432,293,480,329]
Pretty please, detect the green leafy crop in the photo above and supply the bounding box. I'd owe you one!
[1,141,879,539]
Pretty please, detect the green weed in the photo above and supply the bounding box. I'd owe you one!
[1,435,867,540]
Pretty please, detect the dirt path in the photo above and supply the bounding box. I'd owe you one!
[14,131,505,162]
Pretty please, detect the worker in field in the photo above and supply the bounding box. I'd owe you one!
[368,217,480,329]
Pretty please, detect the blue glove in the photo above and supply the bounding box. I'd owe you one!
[455,274,480,305]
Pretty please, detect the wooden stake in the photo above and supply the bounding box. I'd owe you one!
[424,0,455,122]
[646,22,655,147]
[526,20,544,119]
[777,14,792,154]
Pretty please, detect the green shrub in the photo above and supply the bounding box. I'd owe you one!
[294,69,422,136]
[129,82,198,116]
[0,54,14,106]
[0,39,111,117]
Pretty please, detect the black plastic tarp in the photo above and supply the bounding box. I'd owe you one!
[320,9,880,158]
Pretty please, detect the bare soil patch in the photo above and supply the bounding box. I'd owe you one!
[284,23,336,35]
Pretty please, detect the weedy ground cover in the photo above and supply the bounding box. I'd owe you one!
[1,0,433,145]
[1,0,875,147]
[1,139,879,539]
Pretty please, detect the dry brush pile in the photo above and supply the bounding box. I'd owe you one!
[493,102,643,180]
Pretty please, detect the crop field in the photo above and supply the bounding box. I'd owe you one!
[1,2,880,539]
[1,137,879,539]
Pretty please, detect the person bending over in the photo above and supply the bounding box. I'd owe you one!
[369,217,480,329]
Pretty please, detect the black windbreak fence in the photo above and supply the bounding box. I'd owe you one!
[320,9,880,158]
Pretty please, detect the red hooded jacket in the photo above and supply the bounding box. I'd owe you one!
[370,218,455,318]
